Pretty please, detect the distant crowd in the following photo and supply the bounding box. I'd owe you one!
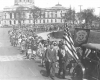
[8,27,78,80]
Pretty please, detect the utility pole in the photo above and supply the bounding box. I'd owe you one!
[70,5,72,26]
[72,7,75,27]
[98,7,100,17]
[79,5,82,12]
[79,5,83,27]
[98,7,100,28]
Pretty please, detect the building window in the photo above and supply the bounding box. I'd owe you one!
[55,14,57,18]
[29,20,30,23]
[55,11,57,18]
[40,19,41,23]
[51,12,53,18]
[5,13,6,19]
[45,12,47,18]
[61,11,62,17]
[5,21,6,24]
[43,20,45,23]
[10,13,12,19]
[14,13,16,19]
[35,20,37,23]
[55,19,57,23]
[47,19,49,23]
[43,13,45,18]
[51,19,53,23]
[61,19,62,23]
[14,20,16,24]
[47,12,49,18]
[10,21,12,25]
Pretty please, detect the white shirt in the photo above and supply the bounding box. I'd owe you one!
[61,49,66,57]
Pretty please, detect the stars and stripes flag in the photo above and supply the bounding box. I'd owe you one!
[63,24,86,79]
[63,24,79,60]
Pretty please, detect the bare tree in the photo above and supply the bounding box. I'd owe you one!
[15,6,27,28]
[29,6,42,27]
[62,8,76,27]
[76,8,95,28]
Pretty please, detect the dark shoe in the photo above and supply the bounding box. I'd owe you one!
[62,76,66,79]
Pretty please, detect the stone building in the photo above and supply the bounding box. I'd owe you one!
[1,0,68,28]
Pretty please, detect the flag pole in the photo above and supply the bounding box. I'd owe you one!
[63,18,86,80]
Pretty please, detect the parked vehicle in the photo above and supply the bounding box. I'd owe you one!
[72,43,100,80]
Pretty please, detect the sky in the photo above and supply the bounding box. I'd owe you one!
[0,0,100,15]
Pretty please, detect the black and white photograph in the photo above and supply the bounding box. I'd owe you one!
[0,0,100,80]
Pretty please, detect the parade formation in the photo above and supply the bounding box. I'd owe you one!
[7,25,100,80]
[1,0,100,80]
[8,27,74,80]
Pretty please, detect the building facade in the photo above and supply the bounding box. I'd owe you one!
[1,0,67,27]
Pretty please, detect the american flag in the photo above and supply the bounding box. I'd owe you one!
[63,24,79,61]
[63,24,86,80]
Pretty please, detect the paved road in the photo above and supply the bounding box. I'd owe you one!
[0,28,71,80]
[0,28,50,80]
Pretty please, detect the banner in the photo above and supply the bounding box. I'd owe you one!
[74,28,90,47]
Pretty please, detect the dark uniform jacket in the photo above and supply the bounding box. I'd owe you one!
[46,48,57,63]
[58,49,68,63]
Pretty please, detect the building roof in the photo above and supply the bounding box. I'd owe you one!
[51,3,66,9]
[3,4,38,12]
[43,3,67,11]
[3,3,67,12]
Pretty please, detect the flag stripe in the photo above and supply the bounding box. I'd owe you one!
[64,27,75,49]
[65,45,75,58]
[63,24,79,60]
[63,24,85,71]
[64,30,74,45]
[63,33,73,45]
[63,36,79,59]
[65,43,78,60]
[63,35,75,52]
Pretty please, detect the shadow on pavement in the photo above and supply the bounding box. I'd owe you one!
[35,60,41,63]
[40,70,47,77]
[55,73,61,79]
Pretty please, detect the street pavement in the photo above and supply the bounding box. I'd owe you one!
[0,28,71,80]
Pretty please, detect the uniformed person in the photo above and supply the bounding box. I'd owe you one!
[45,42,57,80]
[45,43,50,77]
[58,45,69,79]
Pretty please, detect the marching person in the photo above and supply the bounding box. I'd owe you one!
[58,45,69,79]
[25,38,32,59]
[45,42,57,80]
[45,43,50,77]
[53,41,59,68]
[20,39,26,54]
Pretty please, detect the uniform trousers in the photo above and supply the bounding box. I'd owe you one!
[45,61,56,78]
[58,61,67,78]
